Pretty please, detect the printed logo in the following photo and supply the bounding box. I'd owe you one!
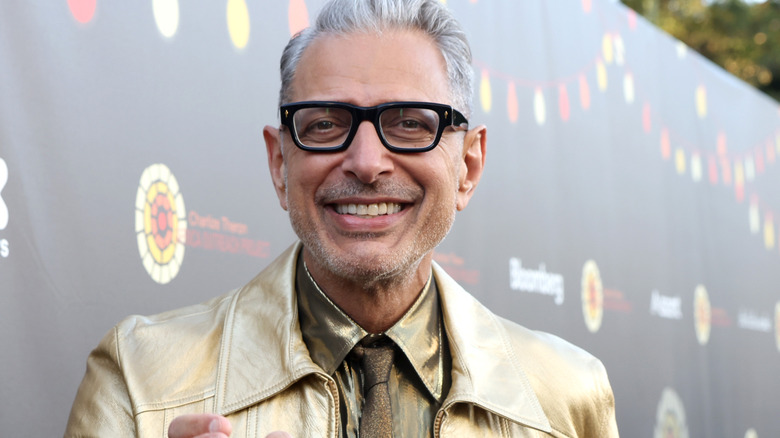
[135,164,187,284]
[654,387,689,438]
[581,260,604,333]
[694,285,711,346]
[650,289,682,320]
[509,258,564,305]
[737,309,771,332]
[0,157,8,230]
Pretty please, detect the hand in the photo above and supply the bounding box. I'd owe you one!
[168,414,232,438]
[167,413,292,438]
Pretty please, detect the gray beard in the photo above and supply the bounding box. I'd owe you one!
[287,178,456,291]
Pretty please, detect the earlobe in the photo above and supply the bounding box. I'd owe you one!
[263,125,289,211]
[456,125,487,211]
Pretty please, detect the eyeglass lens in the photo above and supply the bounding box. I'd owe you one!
[291,106,441,149]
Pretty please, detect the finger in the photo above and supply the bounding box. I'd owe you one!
[168,414,232,438]
[265,432,293,438]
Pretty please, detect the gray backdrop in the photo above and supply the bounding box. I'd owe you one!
[1,1,778,437]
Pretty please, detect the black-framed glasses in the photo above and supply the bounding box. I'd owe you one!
[280,101,469,153]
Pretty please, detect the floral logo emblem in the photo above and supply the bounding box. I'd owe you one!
[694,285,711,346]
[654,388,689,438]
[135,164,187,284]
[581,259,604,333]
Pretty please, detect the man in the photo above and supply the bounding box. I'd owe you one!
[66,0,619,436]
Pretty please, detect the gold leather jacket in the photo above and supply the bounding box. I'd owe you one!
[66,243,619,437]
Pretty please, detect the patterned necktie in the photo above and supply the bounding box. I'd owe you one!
[353,339,395,438]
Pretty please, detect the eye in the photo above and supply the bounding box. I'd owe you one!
[312,120,335,131]
[293,107,352,145]
[401,120,422,129]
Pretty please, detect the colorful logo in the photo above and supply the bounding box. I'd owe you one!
[694,285,711,346]
[135,164,187,284]
[0,157,8,230]
[581,260,604,333]
[654,387,689,438]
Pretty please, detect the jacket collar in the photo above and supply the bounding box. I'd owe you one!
[433,263,552,433]
[214,242,551,433]
[215,242,324,415]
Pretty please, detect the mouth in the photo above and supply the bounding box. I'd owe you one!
[334,202,404,217]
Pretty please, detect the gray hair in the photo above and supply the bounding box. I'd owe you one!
[277,0,474,117]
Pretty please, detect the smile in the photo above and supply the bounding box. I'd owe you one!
[334,202,403,217]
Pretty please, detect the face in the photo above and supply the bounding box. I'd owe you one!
[265,29,485,288]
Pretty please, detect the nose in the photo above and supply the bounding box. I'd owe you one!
[340,121,394,183]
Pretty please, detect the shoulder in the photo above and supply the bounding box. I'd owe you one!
[107,290,238,408]
[498,316,607,380]
[491,314,618,436]
[434,264,617,436]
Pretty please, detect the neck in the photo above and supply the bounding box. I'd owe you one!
[303,250,432,333]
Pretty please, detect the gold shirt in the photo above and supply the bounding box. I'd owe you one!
[296,255,451,438]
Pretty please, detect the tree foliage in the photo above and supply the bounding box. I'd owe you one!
[622,0,780,102]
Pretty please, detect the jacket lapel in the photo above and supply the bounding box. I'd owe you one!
[214,243,325,415]
[433,263,552,433]
[211,244,552,432]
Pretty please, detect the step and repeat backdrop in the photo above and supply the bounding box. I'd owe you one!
[1,0,778,436]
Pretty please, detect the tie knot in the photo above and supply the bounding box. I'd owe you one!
[353,338,395,387]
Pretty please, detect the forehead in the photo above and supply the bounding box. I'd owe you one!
[290,29,451,106]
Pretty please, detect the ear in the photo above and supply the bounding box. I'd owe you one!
[263,125,289,211]
[456,124,486,211]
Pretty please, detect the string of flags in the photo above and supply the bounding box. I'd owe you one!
[65,0,779,253]
[472,0,780,255]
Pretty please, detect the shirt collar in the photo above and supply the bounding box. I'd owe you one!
[296,252,448,401]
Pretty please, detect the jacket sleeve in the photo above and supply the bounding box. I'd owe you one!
[65,326,136,437]
[594,358,620,438]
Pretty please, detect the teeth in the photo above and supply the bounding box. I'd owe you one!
[336,202,402,216]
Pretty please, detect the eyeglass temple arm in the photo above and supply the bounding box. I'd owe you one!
[452,110,469,128]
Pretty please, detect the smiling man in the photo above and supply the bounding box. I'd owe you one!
[66,1,618,437]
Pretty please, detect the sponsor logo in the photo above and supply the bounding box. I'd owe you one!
[654,387,689,438]
[186,210,270,259]
[135,164,187,284]
[0,157,9,258]
[694,285,711,345]
[509,258,564,305]
[581,260,604,333]
[737,309,771,332]
[650,290,682,320]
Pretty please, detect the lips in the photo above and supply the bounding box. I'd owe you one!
[334,202,403,217]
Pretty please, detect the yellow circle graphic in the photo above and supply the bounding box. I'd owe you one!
[227,0,250,49]
[479,69,492,113]
[581,260,604,333]
[695,85,707,119]
[135,164,187,284]
[596,59,608,92]
[694,285,711,346]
